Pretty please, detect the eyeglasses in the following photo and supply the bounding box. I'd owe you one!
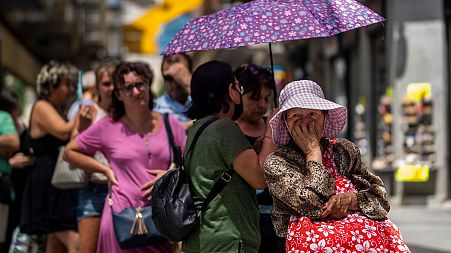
[118,81,148,95]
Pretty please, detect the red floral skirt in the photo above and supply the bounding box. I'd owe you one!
[286,176,410,253]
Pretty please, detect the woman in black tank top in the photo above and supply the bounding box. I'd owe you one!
[234,64,285,253]
[20,61,79,253]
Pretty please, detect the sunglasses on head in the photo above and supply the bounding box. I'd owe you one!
[239,64,272,79]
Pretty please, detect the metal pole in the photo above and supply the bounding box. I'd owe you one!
[269,42,277,107]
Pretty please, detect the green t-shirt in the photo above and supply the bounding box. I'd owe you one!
[0,111,17,174]
[182,116,260,253]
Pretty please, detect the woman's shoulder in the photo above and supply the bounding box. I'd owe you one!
[31,100,62,124]
[94,115,112,124]
[0,110,10,117]
[163,112,184,128]
[93,103,108,121]
[0,110,13,122]
[90,115,116,130]
[332,138,359,153]
[192,116,237,133]
[267,145,303,166]
[330,138,362,166]
[214,117,241,131]
[33,99,52,112]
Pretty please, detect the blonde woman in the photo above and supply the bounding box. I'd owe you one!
[20,61,79,253]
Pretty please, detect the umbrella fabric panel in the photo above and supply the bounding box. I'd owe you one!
[162,0,384,55]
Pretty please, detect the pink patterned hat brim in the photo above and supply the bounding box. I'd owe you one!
[270,80,347,146]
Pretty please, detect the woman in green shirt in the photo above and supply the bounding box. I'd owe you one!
[182,61,277,253]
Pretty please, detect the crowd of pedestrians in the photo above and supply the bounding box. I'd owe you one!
[0,54,410,253]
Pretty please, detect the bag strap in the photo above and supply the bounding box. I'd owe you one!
[200,169,234,213]
[162,113,175,150]
[162,113,179,167]
[185,116,219,160]
[184,116,234,213]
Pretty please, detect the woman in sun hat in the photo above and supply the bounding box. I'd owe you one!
[264,80,410,252]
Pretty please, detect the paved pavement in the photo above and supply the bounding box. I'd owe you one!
[388,203,451,253]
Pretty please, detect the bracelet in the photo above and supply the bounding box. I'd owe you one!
[264,135,272,140]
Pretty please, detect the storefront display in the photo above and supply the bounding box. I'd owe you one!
[372,89,394,172]
[396,83,434,183]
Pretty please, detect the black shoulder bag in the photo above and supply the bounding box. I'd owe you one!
[152,116,234,242]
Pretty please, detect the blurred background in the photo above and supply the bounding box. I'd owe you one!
[1,0,451,251]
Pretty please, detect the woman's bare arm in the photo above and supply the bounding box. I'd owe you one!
[32,100,76,140]
[63,139,117,185]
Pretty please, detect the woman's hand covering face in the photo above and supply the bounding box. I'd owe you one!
[286,108,324,162]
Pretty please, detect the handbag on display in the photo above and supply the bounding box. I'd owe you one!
[109,194,164,249]
[152,116,234,241]
[51,147,87,189]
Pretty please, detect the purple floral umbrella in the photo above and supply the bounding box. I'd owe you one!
[162,0,384,104]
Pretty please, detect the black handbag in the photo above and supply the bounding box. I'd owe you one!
[109,195,165,249]
[152,116,234,241]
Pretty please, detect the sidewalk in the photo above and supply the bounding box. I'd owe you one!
[388,203,451,253]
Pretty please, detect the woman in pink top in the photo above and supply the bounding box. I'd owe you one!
[64,62,186,253]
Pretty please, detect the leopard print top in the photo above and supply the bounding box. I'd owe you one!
[264,138,390,238]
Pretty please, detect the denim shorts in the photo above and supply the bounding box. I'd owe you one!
[76,183,108,221]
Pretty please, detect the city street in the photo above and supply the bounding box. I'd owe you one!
[389,202,451,253]
[2,0,451,252]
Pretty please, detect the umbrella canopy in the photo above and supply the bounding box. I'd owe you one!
[161,0,384,55]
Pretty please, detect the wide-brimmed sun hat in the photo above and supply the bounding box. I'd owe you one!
[270,80,347,146]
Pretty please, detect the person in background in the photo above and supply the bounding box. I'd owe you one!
[0,101,19,250]
[233,64,284,253]
[0,97,19,177]
[264,80,410,252]
[64,61,186,253]
[19,61,79,253]
[67,70,96,121]
[74,59,118,253]
[181,61,277,253]
[154,53,194,130]
[0,90,38,253]
[0,91,21,173]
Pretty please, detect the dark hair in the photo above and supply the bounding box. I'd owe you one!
[111,61,155,121]
[186,61,235,119]
[234,64,274,100]
[161,53,193,73]
[0,89,19,113]
[135,61,155,85]
[36,60,78,99]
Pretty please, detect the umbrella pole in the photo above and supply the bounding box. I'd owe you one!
[268,43,278,107]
